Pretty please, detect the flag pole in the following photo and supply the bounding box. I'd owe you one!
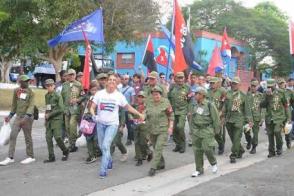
[165,0,175,81]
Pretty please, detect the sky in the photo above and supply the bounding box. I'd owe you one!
[157,0,294,23]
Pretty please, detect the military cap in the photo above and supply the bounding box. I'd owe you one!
[151,86,163,94]
[250,80,259,86]
[277,78,286,84]
[96,73,108,80]
[67,69,76,75]
[45,79,55,85]
[267,79,276,87]
[137,91,146,97]
[175,72,185,78]
[148,71,158,79]
[232,76,241,84]
[77,72,83,77]
[209,77,219,83]
[19,75,30,82]
[195,86,207,96]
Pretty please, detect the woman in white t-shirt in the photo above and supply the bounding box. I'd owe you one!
[90,73,144,178]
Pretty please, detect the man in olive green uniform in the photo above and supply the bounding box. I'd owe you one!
[246,79,264,154]
[146,86,174,176]
[130,91,152,166]
[61,69,84,152]
[207,77,226,155]
[262,79,290,157]
[168,72,189,153]
[44,79,69,162]
[143,71,167,98]
[224,77,253,163]
[188,87,220,177]
[0,75,35,166]
[277,78,292,149]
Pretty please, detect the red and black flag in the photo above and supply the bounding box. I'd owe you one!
[173,0,202,73]
[81,30,91,90]
[142,34,157,72]
[290,20,294,56]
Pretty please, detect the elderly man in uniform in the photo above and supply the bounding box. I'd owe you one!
[207,77,227,155]
[143,71,167,98]
[224,77,253,163]
[61,69,84,152]
[96,72,108,90]
[188,87,220,177]
[0,75,36,165]
[44,79,69,162]
[168,72,190,153]
[262,79,290,157]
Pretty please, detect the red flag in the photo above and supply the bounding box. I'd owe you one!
[221,27,231,58]
[82,30,91,90]
[142,34,157,72]
[174,0,188,73]
[290,20,294,55]
[207,46,224,76]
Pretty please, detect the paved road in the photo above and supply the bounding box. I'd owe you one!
[0,116,291,196]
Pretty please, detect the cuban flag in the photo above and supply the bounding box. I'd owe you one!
[221,27,231,58]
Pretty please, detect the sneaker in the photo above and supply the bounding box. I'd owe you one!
[107,160,113,170]
[120,153,128,162]
[191,171,203,177]
[86,157,97,164]
[212,164,218,173]
[0,157,15,166]
[99,171,107,179]
[20,157,36,164]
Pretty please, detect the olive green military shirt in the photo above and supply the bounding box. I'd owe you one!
[207,87,226,111]
[246,91,264,122]
[261,89,290,124]
[10,87,35,116]
[224,90,253,124]
[45,91,64,120]
[168,83,190,115]
[143,84,167,98]
[146,97,174,134]
[61,80,83,115]
[188,99,220,138]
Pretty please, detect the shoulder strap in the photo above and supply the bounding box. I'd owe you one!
[122,86,130,95]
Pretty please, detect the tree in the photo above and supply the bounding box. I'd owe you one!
[0,0,159,81]
[187,0,291,76]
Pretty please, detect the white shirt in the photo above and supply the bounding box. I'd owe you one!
[92,89,128,125]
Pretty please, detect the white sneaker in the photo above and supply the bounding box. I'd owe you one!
[120,153,128,162]
[191,171,202,177]
[212,164,218,173]
[20,157,36,164]
[0,157,15,166]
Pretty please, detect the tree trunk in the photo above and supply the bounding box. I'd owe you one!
[39,43,68,82]
[1,60,12,83]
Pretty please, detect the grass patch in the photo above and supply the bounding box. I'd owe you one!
[0,88,47,111]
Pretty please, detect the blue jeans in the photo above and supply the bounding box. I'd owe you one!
[96,123,118,173]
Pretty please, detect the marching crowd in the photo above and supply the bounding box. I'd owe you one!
[0,68,293,179]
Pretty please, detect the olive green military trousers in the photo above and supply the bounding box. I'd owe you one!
[64,114,78,147]
[173,115,186,150]
[46,120,68,158]
[192,134,217,173]
[266,121,283,155]
[226,122,245,158]
[150,132,167,169]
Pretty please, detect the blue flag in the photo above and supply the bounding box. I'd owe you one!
[160,24,175,50]
[48,9,104,48]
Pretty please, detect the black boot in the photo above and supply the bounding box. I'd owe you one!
[249,145,257,154]
[147,151,153,162]
[218,144,224,155]
[285,134,291,149]
[148,168,156,176]
[136,159,143,166]
[173,146,180,152]
[44,156,55,163]
[62,150,69,161]
[69,145,78,153]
